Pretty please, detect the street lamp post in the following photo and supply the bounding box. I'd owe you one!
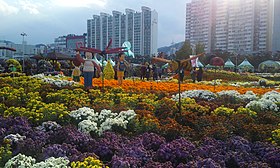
[21,32,27,72]
[232,52,238,73]
[191,43,196,55]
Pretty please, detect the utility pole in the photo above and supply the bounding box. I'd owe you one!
[21,32,27,72]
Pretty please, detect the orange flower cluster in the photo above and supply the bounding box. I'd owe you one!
[78,78,276,95]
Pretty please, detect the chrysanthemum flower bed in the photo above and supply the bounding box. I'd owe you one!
[80,77,277,95]
[0,75,279,167]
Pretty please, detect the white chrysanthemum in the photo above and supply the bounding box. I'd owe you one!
[262,90,280,103]
[172,90,217,101]
[98,109,117,122]
[246,99,279,112]
[118,110,137,120]
[240,91,258,102]
[70,107,97,121]
[4,154,36,168]
[32,74,74,87]
[4,134,26,143]
[33,157,70,168]
[70,107,136,135]
[78,120,98,134]
[217,90,241,98]
[36,121,62,132]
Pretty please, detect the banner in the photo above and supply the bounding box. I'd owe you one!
[190,55,198,67]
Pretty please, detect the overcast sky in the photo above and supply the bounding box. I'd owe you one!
[0,0,190,48]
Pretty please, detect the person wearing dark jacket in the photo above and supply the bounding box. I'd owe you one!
[140,63,146,80]
[197,67,203,82]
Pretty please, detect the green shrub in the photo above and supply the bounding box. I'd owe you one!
[0,140,13,167]
[6,59,22,72]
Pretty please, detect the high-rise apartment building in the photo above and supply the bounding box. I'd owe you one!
[272,0,280,52]
[185,0,216,52]
[186,0,275,53]
[226,0,256,52]
[87,6,158,56]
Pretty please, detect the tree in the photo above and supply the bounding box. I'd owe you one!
[38,60,53,73]
[247,51,272,69]
[175,41,192,60]
[273,51,280,61]
[195,42,205,55]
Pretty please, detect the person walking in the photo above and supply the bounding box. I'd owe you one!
[140,63,146,80]
[190,67,197,83]
[179,68,184,82]
[145,63,151,81]
[152,64,158,80]
[197,67,203,82]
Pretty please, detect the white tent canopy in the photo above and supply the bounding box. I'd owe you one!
[238,58,254,72]
[224,59,235,68]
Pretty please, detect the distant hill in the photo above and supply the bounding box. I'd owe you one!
[158,41,184,54]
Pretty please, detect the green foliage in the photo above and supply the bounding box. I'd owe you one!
[246,51,273,69]
[5,59,22,72]
[0,140,13,167]
[175,40,192,60]
[195,42,205,54]
[0,72,25,77]
[0,104,7,114]
[37,60,53,73]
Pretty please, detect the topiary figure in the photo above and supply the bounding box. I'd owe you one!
[5,59,22,72]
[103,60,115,79]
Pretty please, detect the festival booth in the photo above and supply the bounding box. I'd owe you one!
[205,64,215,69]
[45,51,74,75]
[224,59,235,70]
[258,60,280,73]
[238,59,254,72]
